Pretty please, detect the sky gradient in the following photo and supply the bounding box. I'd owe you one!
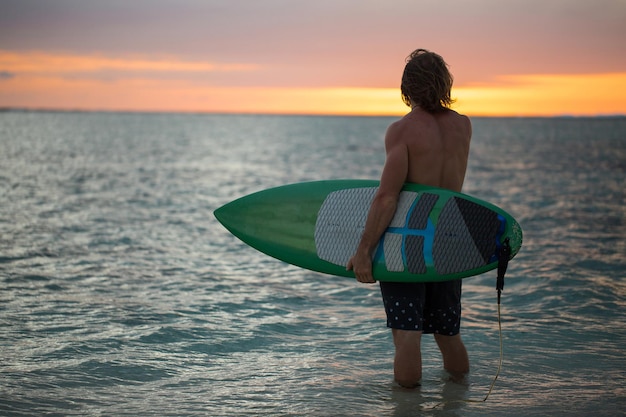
[1,0,625,116]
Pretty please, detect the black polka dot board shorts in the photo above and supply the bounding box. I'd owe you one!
[379,280,462,335]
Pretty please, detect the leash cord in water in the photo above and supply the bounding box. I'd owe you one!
[464,243,508,403]
[432,294,504,409]
[470,237,509,402]
[434,236,510,408]
[471,297,503,403]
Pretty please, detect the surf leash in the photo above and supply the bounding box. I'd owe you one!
[467,237,510,403]
[471,237,511,403]
[433,237,511,408]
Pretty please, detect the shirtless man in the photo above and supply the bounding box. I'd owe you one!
[347,49,472,388]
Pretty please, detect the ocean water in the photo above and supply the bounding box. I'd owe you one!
[1,111,625,417]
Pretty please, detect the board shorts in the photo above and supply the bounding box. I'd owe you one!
[379,280,462,335]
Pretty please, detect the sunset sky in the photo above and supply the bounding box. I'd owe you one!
[1,0,625,116]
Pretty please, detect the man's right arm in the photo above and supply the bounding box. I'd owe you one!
[347,122,409,283]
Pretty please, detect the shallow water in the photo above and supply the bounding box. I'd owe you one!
[1,112,625,416]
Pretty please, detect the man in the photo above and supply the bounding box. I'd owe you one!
[347,49,472,388]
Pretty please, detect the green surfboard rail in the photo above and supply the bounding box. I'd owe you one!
[214,180,522,282]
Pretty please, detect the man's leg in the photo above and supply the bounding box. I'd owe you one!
[392,328,423,388]
[434,333,469,380]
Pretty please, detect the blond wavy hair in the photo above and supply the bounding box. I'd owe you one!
[401,49,455,112]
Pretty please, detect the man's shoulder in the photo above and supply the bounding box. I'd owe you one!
[435,109,472,133]
[435,108,468,121]
[386,114,421,140]
[390,110,432,129]
[388,109,470,136]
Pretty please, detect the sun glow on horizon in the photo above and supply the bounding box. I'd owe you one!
[454,73,626,117]
[0,50,625,117]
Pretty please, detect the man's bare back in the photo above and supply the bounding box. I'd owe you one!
[388,107,471,192]
[347,106,471,283]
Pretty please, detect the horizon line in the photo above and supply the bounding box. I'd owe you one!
[2,107,625,119]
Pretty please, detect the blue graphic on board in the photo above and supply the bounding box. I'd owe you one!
[315,188,505,276]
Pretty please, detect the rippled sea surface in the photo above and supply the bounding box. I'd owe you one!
[1,112,625,416]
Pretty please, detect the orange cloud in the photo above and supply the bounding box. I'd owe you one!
[0,50,258,75]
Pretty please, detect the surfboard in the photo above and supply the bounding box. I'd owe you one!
[214,180,522,282]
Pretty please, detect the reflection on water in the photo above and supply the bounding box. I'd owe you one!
[1,113,625,416]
